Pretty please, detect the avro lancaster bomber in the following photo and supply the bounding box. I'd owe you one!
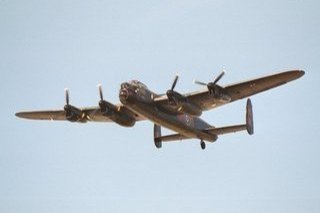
[16,70,304,149]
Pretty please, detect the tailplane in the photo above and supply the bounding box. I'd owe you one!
[153,124,189,148]
[153,99,254,149]
[205,98,254,136]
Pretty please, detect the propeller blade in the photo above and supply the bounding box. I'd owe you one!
[171,75,179,90]
[213,71,225,85]
[64,88,69,105]
[97,83,103,101]
[193,80,207,86]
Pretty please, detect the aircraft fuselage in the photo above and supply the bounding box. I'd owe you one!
[119,81,217,142]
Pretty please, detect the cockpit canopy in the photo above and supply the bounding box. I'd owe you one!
[128,80,148,90]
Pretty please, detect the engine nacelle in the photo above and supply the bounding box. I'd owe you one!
[99,100,135,127]
[176,101,202,117]
[110,106,136,127]
[166,90,202,116]
[64,105,86,123]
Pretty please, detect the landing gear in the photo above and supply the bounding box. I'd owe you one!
[200,140,206,150]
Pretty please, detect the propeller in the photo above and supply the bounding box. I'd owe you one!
[194,70,225,96]
[97,83,112,115]
[97,83,104,102]
[64,88,72,117]
[64,88,70,105]
[97,83,106,109]
[213,70,225,85]
[166,75,185,105]
[171,75,179,91]
[62,88,85,122]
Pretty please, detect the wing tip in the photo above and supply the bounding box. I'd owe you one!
[298,70,305,77]
[274,69,305,83]
[15,111,33,119]
[289,69,305,79]
[15,112,24,118]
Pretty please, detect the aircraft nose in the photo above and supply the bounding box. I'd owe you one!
[119,88,130,103]
[120,89,128,98]
[119,82,135,103]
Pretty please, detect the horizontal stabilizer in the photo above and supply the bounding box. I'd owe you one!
[154,124,189,148]
[156,133,189,142]
[205,98,254,136]
[205,124,247,135]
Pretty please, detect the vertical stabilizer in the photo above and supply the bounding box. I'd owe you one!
[154,124,162,148]
[246,98,254,135]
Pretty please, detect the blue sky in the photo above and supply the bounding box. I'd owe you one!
[1,0,320,212]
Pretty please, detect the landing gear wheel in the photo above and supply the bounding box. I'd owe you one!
[200,140,206,150]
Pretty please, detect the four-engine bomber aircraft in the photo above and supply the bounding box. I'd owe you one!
[15,70,304,149]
